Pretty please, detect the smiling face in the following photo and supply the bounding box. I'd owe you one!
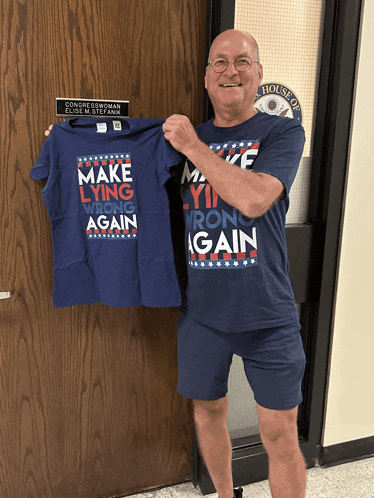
[205,30,263,127]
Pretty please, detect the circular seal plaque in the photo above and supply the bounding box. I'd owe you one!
[254,83,302,123]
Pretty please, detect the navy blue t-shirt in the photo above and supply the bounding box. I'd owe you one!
[30,117,183,308]
[181,112,305,332]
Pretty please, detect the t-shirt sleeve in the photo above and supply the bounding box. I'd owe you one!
[155,128,184,185]
[251,118,305,196]
[30,135,51,182]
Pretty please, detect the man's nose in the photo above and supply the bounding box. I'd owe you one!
[225,61,239,76]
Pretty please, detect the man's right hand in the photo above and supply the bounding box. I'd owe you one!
[45,125,53,137]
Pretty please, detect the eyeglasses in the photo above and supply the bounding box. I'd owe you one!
[208,56,259,73]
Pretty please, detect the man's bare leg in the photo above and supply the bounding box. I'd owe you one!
[193,396,233,498]
[257,404,306,498]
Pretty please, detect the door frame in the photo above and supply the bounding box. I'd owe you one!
[194,0,364,492]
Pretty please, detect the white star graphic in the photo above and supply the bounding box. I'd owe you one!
[234,261,239,266]
[195,262,198,267]
[84,157,87,161]
[216,145,221,150]
[239,142,244,147]
[210,145,214,149]
[232,143,237,148]
[251,259,256,264]
[225,262,230,267]
[243,260,248,266]
[223,143,228,148]
[216,262,221,267]
[248,142,253,147]
[201,262,205,267]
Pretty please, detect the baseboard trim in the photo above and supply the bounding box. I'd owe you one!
[319,436,374,467]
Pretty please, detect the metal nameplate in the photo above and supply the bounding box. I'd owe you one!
[56,98,129,117]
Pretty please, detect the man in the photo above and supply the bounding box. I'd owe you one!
[44,28,306,498]
[162,29,306,498]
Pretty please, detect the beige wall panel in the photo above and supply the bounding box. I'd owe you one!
[323,0,374,447]
[227,0,325,438]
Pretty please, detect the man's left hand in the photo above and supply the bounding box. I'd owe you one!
[163,114,199,156]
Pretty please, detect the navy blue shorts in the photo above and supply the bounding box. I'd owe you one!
[177,311,306,410]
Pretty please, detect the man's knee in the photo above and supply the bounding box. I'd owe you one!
[257,404,300,456]
[193,396,229,426]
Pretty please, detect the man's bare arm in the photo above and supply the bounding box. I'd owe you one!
[163,114,284,218]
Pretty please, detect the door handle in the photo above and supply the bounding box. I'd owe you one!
[0,292,12,299]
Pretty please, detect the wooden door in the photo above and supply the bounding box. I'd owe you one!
[0,1,206,497]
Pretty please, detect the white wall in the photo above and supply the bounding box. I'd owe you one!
[322,0,374,447]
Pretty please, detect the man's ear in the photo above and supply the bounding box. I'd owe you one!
[257,63,263,84]
[204,68,208,90]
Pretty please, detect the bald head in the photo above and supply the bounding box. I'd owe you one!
[204,28,263,126]
[208,29,260,64]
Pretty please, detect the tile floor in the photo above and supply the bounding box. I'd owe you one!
[127,456,374,498]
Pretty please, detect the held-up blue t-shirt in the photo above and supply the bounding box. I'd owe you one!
[181,112,305,332]
[30,117,183,308]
